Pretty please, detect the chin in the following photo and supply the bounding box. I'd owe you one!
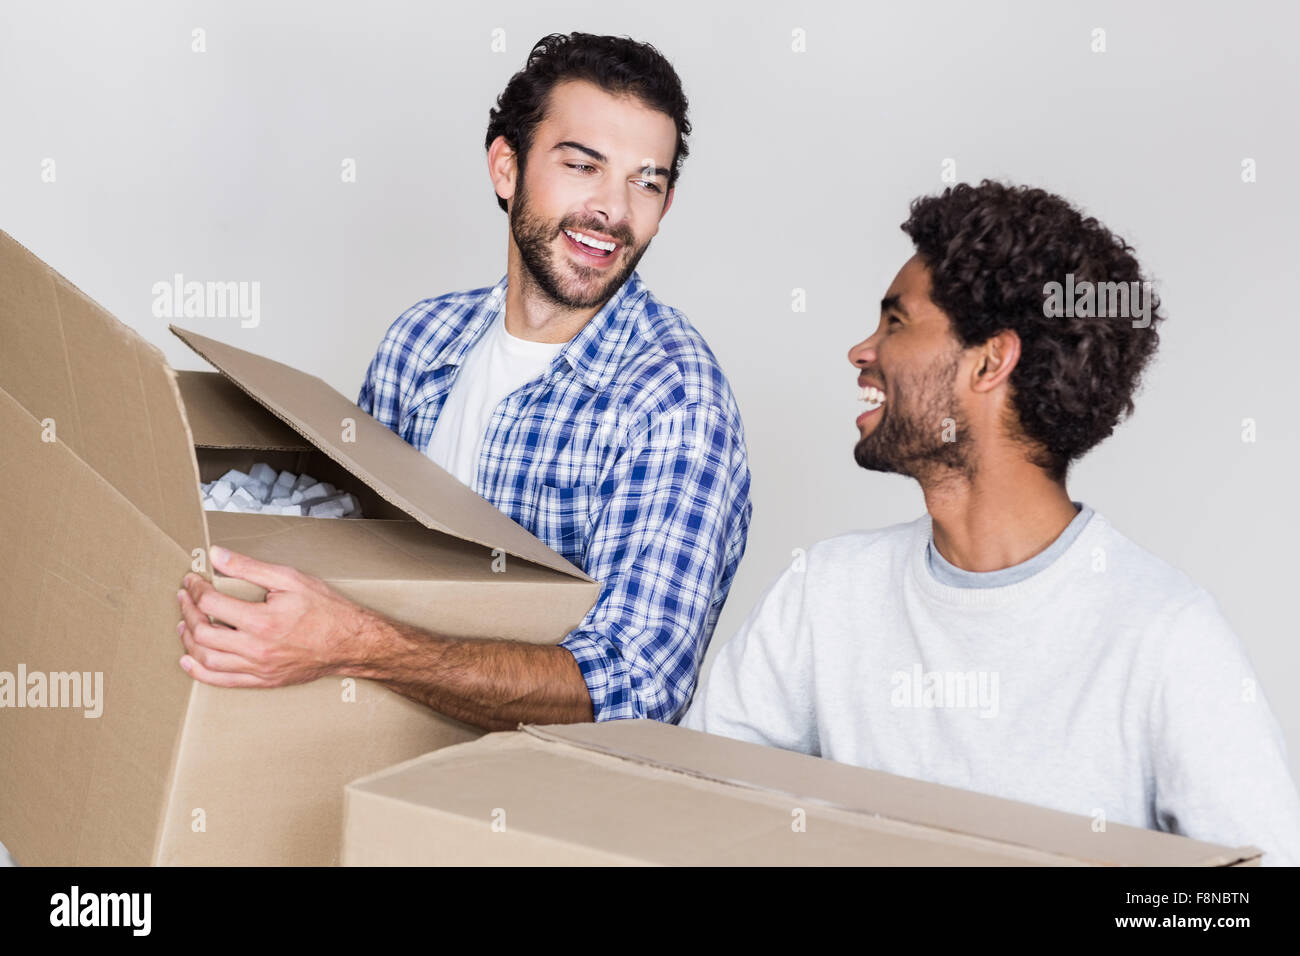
[853,440,898,476]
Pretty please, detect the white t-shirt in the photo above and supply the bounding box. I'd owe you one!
[423,312,565,489]
[682,509,1300,865]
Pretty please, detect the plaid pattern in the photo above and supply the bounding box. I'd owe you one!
[358,269,752,721]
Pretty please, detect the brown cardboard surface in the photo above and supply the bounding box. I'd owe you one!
[0,228,600,865]
[342,721,1262,867]
[0,383,195,865]
[171,325,593,581]
[176,369,309,451]
[204,513,597,645]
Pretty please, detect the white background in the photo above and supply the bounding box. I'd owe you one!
[3,0,1298,784]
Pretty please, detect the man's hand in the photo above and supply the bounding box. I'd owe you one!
[176,545,372,688]
[175,544,594,729]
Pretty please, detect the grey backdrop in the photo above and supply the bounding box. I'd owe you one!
[3,0,1297,782]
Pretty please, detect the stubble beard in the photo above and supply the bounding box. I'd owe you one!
[853,346,975,484]
[510,177,649,310]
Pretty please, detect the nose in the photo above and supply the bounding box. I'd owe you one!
[585,179,631,235]
[847,332,879,369]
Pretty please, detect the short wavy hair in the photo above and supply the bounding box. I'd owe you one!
[485,32,691,213]
[901,180,1164,481]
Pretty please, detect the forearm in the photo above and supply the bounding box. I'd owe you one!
[346,611,594,731]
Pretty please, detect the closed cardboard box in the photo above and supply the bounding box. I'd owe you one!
[343,721,1260,866]
[0,229,599,865]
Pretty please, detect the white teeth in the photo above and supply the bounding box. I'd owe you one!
[564,229,616,252]
[858,384,886,406]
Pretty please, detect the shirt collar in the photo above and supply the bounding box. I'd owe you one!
[430,269,647,391]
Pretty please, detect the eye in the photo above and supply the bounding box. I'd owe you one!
[636,180,663,194]
[888,315,902,327]
[567,163,595,173]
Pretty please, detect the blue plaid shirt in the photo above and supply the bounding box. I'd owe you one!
[357,269,752,722]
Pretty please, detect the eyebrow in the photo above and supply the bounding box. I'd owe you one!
[881,294,909,318]
[551,140,669,179]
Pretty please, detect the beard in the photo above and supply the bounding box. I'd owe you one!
[854,344,974,483]
[509,175,650,310]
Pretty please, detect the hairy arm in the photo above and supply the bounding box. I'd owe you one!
[351,614,593,730]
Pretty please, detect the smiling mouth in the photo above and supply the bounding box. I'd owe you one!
[858,383,886,411]
[562,227,620,260]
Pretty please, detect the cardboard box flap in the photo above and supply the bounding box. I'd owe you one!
[170,325,589,580]
[176,370,311,450]
[0,230,208,555]
[520,722,1261,867]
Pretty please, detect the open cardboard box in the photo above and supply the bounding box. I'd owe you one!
[343,720,1262,866]
[0,229,599,865]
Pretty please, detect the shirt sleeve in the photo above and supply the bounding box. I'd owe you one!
[679,553,818,756]
[560,402,751,722]
[1150,591,1300,866]
[356,348,381,420]
[356,300,436,431]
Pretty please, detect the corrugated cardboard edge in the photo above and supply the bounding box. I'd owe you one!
[169,325,594,583]
[517,724,1263,868]
[175,370,313,451]
[145,366,212,868]
[158,363,212,574]
[197,442,307,451]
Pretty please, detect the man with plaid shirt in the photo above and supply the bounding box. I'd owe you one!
[175,34,753,728]
[356,264,749,724]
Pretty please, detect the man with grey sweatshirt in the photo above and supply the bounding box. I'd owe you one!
[682,180,1300,865]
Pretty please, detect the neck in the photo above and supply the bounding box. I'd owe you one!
[504,241,602,344]
[922,452,1077,573]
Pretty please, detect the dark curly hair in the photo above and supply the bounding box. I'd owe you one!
[485,32,691,214]
[901,180,1164,482]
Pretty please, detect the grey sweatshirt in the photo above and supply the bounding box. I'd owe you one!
[682,506,1300,865]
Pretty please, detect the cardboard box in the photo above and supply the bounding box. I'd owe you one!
[342,721,1261,866]
[0,229,599,865]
